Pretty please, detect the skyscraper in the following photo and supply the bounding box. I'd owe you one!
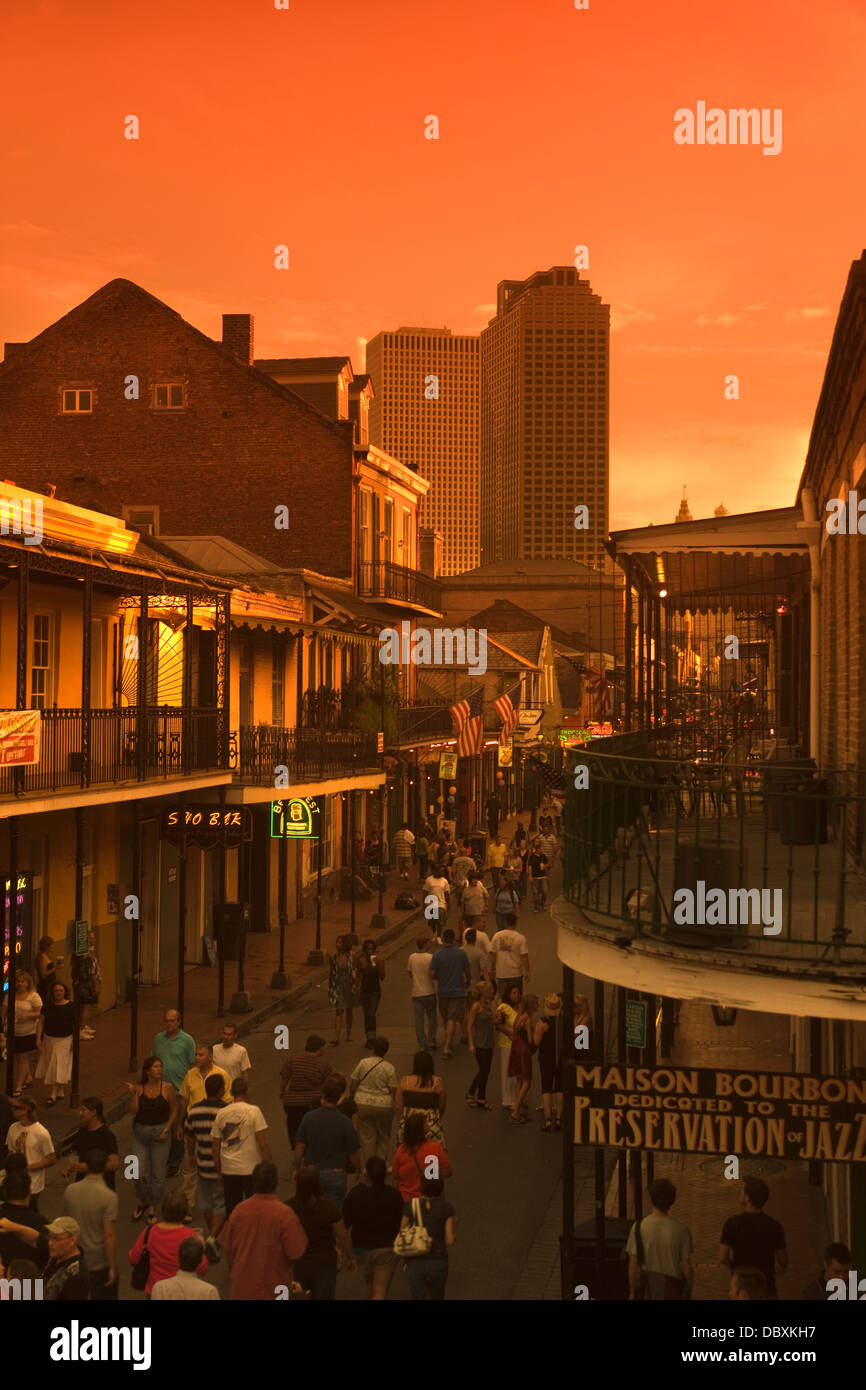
[366,327,479,576]
[480,267,610,565]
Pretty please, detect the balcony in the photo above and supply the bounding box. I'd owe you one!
[357,561,442,612]
[0,707,223,798]
[554,739,866,1020]
[233,725,380,784]
[396,703,455,741]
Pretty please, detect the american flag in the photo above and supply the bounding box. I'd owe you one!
[579,666,611,721]
[450,686,485,756]
[495,681,522,744]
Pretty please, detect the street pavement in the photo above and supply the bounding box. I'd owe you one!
[27,840,573,1302]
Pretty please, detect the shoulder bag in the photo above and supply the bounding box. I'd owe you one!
[393,1195,433,1258]
[130,1221,154,1291]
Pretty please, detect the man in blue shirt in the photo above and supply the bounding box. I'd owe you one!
[152,1010,195,1175]
[429,928,471,1058]
[293,1076,360,1209]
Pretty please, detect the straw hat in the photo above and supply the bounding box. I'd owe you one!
[544,993,562,1015]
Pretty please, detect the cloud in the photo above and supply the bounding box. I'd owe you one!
[474,303,496,314]
[695,313,741,327]
[785,306,831,321]
[610,303,660,332]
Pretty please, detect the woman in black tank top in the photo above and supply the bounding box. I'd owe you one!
[126,1056,177,1222]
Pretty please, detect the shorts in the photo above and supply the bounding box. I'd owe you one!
[438,997,466,1024]
[359,1247,400,1279]
[14,1035,38,1053]
[195,1176,226,1216]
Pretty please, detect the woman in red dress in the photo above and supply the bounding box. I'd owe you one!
[508,995,538,1123]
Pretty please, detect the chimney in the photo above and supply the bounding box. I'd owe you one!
[4,343,25,360]
[221,314,254,366]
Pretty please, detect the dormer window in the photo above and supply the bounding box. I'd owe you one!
[152,382,186,410]
[62,388,93,413]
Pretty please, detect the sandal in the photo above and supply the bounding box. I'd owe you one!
[554,1120,562,1131]
[509,1112,530,1124]
[542,1119,552,1132]
[12,1088,22,1097]
[476,1101,493,1111]
[132,1205,147,1222]
[465,1094,477,1108]
[45,1098,56,1107]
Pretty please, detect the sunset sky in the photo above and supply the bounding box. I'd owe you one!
[3,0,865,530]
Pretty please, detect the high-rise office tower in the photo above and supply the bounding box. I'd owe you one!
[480,267,610,565]
[366,327,479,576]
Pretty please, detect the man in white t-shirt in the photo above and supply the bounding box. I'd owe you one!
[6,1098,56,1205]
[212,1024,251,1084]
[407,935,437,1051]
[490,918,530,997]
[424,872,450,932]
[210,1077,270,1217]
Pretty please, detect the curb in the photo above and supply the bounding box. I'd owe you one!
[52,903,424,1154]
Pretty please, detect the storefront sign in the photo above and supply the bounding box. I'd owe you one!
[0,710,41,767]
[271,797,320,840]
[74,920,89,955]
[624,1000,646,1048]
[159,805,251,849]
[574,1064,866,1163]
[438,751,458,780]
[497,743,513,768]
[2,871,33,996]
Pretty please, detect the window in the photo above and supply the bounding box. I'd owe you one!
[30,614,54,709]
[152,383,185,410]
[310,796,333,872]
[122,505,160,536]
[272,641,285,726]
[62,389,92,413]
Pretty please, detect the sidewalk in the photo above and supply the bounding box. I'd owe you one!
[19,877,425,1155]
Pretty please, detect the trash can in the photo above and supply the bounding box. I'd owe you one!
[764,758,816,830]
[213,902,249,961]
[779,778,829,845]
[563,1215,632,1300]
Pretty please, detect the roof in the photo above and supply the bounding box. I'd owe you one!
[465,598,579,651]
[442,557,620,584]
[0,279,354,443]
[608,505,809,556]
[254,356,353,376]
[350,374,372,393]
[153,535,284,577]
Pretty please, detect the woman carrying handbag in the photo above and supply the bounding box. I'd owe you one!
[396,1175,456,1301]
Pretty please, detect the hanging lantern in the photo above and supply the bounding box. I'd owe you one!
[449,785,457,795]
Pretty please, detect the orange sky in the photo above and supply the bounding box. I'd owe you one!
[2,0,865,530]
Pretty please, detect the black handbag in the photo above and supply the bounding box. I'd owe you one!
[130,1221,154,1291]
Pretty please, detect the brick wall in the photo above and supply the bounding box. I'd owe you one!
[0,280,355,576]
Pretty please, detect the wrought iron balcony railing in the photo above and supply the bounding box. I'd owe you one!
[0,707,223,797]
[233,725,380,783]
[357,561,442,612]
[562,740,866,960]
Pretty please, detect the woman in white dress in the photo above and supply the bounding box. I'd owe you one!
[35,980,75,1103]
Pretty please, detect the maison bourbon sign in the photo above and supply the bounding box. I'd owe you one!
[573,1064,866,1163]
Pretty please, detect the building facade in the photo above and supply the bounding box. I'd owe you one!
[366,327,480,576]
[480,267,610,567]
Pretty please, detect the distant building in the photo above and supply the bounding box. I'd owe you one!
[675,487,694,523]
[480,267,610,566]
[366,327,480,576]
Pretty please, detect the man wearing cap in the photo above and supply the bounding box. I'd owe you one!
[0,1213,89,1299]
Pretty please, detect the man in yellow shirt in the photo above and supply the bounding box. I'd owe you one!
[176,1044,231,1202]
[487,835,507,892]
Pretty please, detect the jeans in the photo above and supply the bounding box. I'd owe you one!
[284,1103,313,1145]
[131,1123,170,1209]
[362,991,380,1041]
[532,877,548,910]
[296,1260,338,1300]
[406,1255,449,1300]
[222,1172,255,1216]
[167,1133,185,1175]
[357,1103,393,1164]
[412,994,437,1048]
[468,1047,493,1100]
[317,1167,348,1209]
